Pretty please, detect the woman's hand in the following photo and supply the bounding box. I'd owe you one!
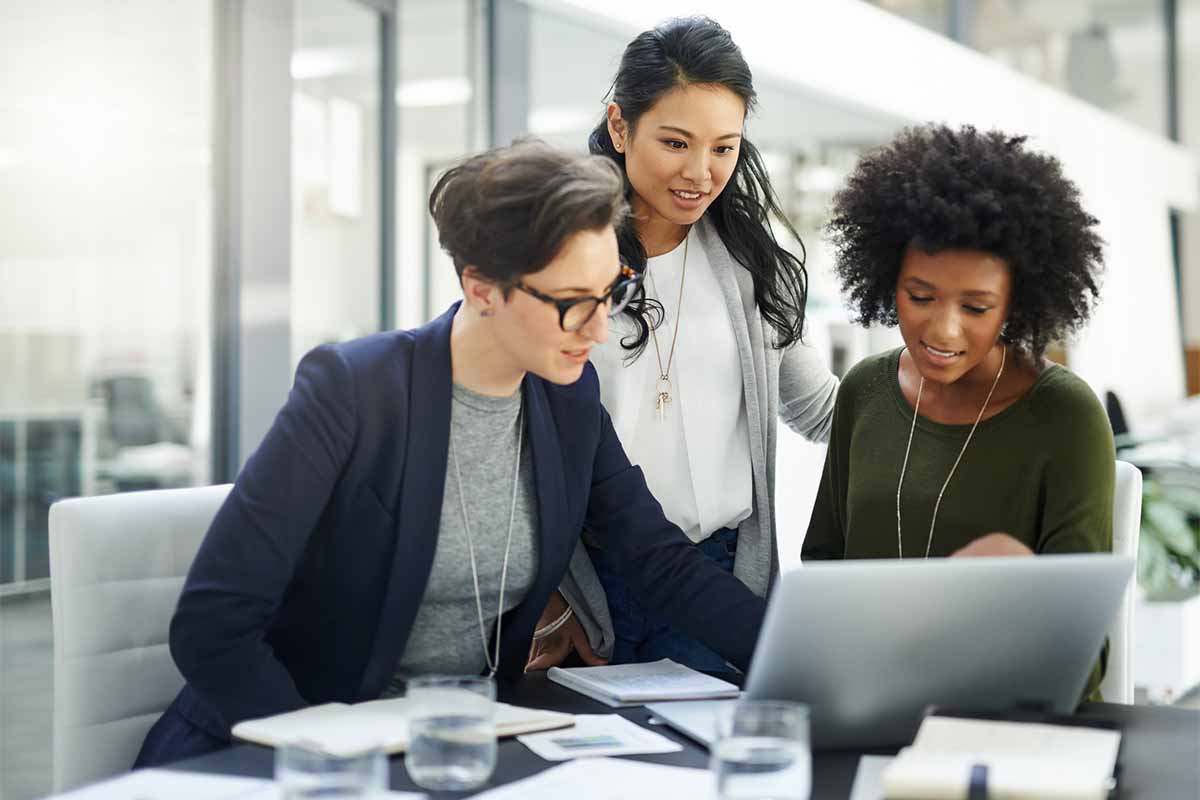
[525,590,607,671]
[950,532,1034,558]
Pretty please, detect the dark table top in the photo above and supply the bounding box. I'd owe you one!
[172,673,1200,798]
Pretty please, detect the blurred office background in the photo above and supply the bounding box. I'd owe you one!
[1,1,1198,797]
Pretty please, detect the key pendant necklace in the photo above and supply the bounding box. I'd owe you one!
[647,230,689,421]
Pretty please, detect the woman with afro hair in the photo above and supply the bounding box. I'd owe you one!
[802,124,1112,698]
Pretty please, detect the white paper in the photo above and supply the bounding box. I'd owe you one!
[848,755,893,800]
[241,788,426,800]
[50,770,271,799]
[48,770,427,800]
[465,758,714,800]
[517,714,683,761]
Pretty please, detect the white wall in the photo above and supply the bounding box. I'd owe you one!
[1178,2,1200,349]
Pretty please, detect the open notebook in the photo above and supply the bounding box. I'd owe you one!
[882,716,1121,800]
[231,698,573,757]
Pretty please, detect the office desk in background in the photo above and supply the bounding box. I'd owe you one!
[169,673,1200,799]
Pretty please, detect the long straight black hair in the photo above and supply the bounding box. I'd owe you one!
[588,16,808,357]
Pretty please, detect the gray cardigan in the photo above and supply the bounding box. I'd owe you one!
[561,218,839,658]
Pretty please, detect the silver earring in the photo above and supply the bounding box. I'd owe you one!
[480,309,493,318]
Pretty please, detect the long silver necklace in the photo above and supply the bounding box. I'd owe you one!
[646,231,689,421]
[896,346,1006,559]
[448,400,523,676]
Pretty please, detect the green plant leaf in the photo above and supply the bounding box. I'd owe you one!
[1138,534,1175,598]
[1144,499,1197,556]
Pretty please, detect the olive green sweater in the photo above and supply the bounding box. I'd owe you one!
[802,348,1115,701]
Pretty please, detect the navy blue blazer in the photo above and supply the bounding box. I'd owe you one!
[138,304,766,765]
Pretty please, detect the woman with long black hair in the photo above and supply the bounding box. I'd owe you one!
[527,17,837,672]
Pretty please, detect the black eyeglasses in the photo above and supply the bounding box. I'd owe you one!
[514,265,643,332]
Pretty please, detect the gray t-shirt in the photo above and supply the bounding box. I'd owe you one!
[386,383,538,694]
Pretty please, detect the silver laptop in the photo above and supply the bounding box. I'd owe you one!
[649,554,1133,750]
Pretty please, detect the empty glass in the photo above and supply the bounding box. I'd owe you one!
[711,700,812,800]
[275,741,387,799]
[404,675,498,791]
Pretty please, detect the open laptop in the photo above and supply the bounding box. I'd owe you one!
[647,553,1134,750]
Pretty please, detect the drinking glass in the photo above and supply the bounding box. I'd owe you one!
[404,675,498,791]
[711,700,812,800]
[275,742,386,799]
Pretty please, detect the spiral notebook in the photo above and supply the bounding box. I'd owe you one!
[547,659,740,707]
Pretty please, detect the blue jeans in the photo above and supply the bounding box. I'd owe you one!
[587,528,738,671]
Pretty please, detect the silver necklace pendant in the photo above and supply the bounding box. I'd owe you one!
[647,231,688,424]
[895,346,1006,559]
[655,376,672,421]
[449,402,523,676]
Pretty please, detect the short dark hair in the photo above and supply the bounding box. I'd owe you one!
[429,139,628,291]
[826,124,1104,359]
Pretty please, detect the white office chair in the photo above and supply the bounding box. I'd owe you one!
[49,484,232,792]
[1099,461,1142,704]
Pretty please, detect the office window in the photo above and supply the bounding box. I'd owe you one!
[871,0,1171,139]
[291,0,382,368]
[396,0,486,327]
[0,1,214,588]
[869,0,954,37]
[0,2,213,797]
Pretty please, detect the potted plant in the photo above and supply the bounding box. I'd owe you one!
[1133,468,1200,703]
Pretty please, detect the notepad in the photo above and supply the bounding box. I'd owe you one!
[547,659,740,707]
[882,716,1121,800]
[231,698,573,757]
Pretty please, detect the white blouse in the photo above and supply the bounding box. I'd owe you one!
[590,228,754,543]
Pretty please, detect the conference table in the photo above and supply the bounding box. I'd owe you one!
[171,673,1200,798]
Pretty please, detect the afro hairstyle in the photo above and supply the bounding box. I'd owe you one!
[825,124,1103,359]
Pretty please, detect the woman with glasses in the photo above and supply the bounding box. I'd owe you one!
[133,140,766,767]
[527,17,838,672]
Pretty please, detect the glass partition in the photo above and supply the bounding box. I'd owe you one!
[0,0,214,595]
[291,0,383,369]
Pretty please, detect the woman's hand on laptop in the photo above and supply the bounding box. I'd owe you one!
[950,532,1034,558]
[526,590,607,671]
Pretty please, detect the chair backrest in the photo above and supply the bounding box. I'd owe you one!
[49,484,231,792]
[1100,461,1142,704]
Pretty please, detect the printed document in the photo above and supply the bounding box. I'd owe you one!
[517,714,683,760]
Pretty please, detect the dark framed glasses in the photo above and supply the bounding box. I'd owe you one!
[514,264,643,333]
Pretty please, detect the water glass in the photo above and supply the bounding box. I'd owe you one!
[405,675,498,791]
[711,700,812,800]
[275,742,387,799]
